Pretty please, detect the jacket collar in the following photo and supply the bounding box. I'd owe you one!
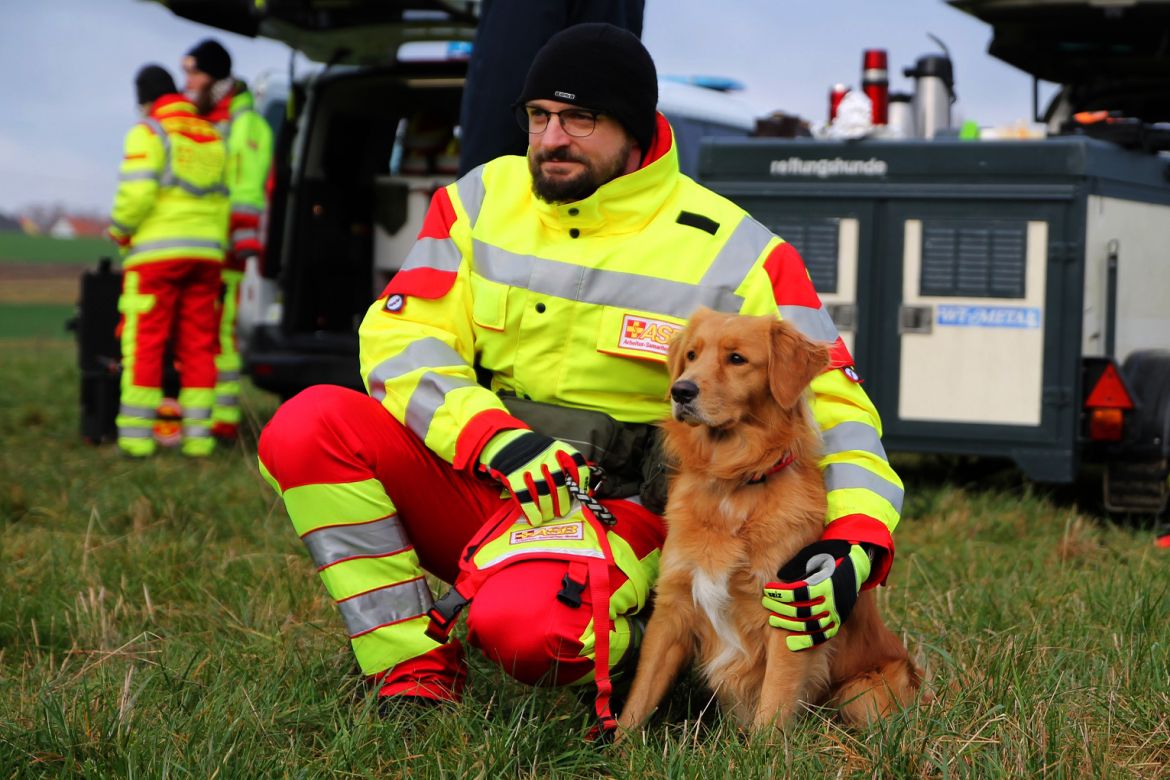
[149,94,199,120]
[207,83,254,123]
[532,113,680,236]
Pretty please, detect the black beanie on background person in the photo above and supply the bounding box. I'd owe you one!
[516,23,658,152]
[135,65,177,106]
[186,38,232,81]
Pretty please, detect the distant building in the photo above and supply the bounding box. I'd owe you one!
[0,212,22,233]
[47,215,108,239]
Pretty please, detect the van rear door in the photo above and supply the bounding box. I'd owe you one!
[155,0,476,64]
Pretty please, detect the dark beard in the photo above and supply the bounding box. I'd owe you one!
[529,142,632,204]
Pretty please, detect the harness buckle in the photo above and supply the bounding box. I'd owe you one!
[424,588,470,642]
[556,562,589,608]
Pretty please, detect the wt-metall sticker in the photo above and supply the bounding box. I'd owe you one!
[936,305,1041,329]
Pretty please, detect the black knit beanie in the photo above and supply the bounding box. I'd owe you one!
[135,65,177,106]
[516,23,658,152]
[186,38,232,81]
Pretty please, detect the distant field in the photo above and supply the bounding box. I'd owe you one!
[0,303,74,340]
[0,233,111,265]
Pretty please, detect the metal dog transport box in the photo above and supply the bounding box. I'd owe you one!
[699,137,1170,511]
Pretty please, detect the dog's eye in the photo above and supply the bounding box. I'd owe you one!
[728,352,747,365]
[686,350,697,361]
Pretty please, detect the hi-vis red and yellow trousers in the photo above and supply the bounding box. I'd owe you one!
[116,258,221,457]
[257,385,664,701]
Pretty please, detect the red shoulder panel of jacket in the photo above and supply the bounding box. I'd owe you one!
[763,241,822,309]
[418,186,458,240]
[819,514,894,587]
[827,337,855,369]
[379,267,457,301]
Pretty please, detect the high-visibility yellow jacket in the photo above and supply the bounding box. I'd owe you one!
[359,114,904,581]
[108,95,228,267]
[208,85,273,264]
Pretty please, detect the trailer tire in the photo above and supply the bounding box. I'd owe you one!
[1121,349,1170,460]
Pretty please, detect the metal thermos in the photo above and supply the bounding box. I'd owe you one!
[862,49,889,125]
[887,92,914,138]
[903,54,954,139]
[829,83,849,122]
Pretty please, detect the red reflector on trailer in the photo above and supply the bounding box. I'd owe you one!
[1089,408,1124,441]
[1084,363,1134,409]
[253,363,274,377]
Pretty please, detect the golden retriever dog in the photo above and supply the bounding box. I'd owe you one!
[616,307,919,735]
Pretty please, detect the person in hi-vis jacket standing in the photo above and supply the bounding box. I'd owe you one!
[108,65,228,458]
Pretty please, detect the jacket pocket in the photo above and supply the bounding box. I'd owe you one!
[471,277,508,331]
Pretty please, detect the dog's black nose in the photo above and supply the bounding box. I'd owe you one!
[671,380,699,404]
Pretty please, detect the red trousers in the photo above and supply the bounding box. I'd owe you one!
[258,385,664,700]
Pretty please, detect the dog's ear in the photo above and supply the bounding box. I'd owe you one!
[768,320,832,409]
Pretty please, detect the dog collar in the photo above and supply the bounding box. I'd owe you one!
[746,452,795,484]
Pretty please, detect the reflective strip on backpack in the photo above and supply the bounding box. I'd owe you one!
[472,241,743,319]
[302,514,410,570]
[337,577,434,638]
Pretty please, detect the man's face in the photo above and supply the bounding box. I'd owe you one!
[525,99,639,204]
[182,56,214,112]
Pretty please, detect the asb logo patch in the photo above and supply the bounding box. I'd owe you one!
[510,522,584,545]
[384,294,405,313]
[842,366,862,383]
[619,314,681,357]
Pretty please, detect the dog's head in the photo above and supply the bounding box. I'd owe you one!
[666,307,831,430]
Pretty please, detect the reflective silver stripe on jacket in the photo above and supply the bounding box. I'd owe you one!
[824,462,904,514]
[119,170,160,183]
[821,421,889,462]
[118,426,153,439]
[400,237,462,274]
[183,425,212,438]
[232,204,263,218]
[456,164,487,228]
[405,372,477,440]
[698,216,775,290]
[215,395,239,407]
[110,219,133,234]
[302,514,409,570]
[778,304,840,344]
[337,577,434,638]
[174,178,229,197]
[184,406,212,420]
[230,228,260,243]
[125,238,225,258]
[366,338,467,402]
[118,404,156,419]
[472,240,744,319]
[217,370,241,383]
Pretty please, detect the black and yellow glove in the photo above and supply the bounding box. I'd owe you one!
[762,540,873,652]
[479,429,589,526]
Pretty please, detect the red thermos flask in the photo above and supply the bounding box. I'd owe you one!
[862,49,889,125]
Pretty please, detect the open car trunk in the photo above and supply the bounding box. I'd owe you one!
[949,0,1170,122]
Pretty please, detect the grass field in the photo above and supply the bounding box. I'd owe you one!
[2,333,1168,777]
[0,234,111,265]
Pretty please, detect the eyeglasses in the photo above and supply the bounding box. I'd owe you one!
[514,105,603,138]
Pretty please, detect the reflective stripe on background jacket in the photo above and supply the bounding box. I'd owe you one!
[108,95,228,267]
[360,112,905,580]
[208,85,273,264]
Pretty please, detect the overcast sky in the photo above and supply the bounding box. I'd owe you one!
[0,0,1049,215]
